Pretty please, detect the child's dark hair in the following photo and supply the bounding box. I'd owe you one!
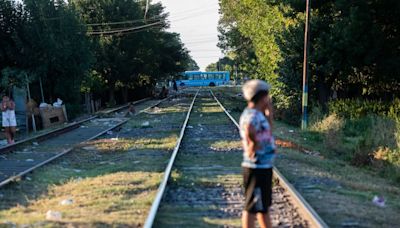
[250,90,269,104]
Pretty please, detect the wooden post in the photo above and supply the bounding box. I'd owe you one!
[301,0,311,130]
[39,77,45,103]
[26,76,37,133]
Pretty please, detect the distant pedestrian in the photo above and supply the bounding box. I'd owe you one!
[239,79,276,228]
[1,95,17,144]
[158,86,169,99]
[173,79,178,92]
[126,102,136,117]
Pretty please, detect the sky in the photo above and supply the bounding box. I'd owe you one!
[156,0,222,71]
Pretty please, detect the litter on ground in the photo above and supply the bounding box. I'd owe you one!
[60,199,73,206]
[372,195,385,207]
[141,121,151,128]
[82,146,96,151]
[46,210,62,221]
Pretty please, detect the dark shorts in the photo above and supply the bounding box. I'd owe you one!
[243,167,273,213]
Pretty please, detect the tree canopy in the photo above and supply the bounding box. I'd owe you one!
[218,0,400,115]
[0,0,197,106]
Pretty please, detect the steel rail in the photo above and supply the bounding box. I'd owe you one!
[0,98,151,154]
[210,89,328,228]
[144,89,200,228]
[0,116,96,154]
[0,119,129,188]
[0,98,167,188]
[98,97,151,115]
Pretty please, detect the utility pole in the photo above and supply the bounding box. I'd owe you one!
[39,77,45,103]
[301,0,311,130]
[235,64,238,85]
[26,76,37,133]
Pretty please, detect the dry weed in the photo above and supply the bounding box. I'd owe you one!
[311,114,345,153]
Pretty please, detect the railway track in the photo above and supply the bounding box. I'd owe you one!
[0,88,327,227]
[0,91,198,226]
[210,90,328,228]
[0,97,150,154]
[145,89,327,228]
[0,98,164,188]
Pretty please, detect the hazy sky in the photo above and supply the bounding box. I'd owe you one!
[156,0,221,71]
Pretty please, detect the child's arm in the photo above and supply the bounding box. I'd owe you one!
[265,96,274,130]
[1,102,7,111]
[8,100,15,110]
[243,123,258,158]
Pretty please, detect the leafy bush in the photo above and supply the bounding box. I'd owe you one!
[309,112,398,165]
[310,114,345,153]
[388,99,400,121]
[349,115,397,166]
[310,113,344,133]
[275,98,302,126]
[308,105,325,127]
[396,122,400,149]
[372,147,400,182]
[344,116,397,147]
[65,103,84,121]
[329,99,400,120]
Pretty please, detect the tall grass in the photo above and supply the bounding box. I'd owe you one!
[308,105,400,183]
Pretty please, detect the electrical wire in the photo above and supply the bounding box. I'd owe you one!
[87,21,162,35]
[86,17,161,27]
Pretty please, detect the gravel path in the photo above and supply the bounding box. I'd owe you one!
[0,99,162,186]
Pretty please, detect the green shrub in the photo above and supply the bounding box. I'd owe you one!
[275,100,302,126]
[65,103,83,120]
[308,105,325,127]
[388,99,400,121]
[396,122,400,149]
[329,98,400,120]
[310,113,344,133]
[310,114,345,153]
[343,117,372,137]
[349,115,397,166]
[373,147,400,182]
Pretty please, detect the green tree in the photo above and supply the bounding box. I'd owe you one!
[18,0,92,103]
[0,0,29,91]
[219,0,400,116]
[72,0,194,104]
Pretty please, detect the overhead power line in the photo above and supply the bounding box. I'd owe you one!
[83,5,215,27]
[85,17,161,27]
[87,21,162,35]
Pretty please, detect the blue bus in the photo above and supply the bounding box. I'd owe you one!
[176,71,230,87]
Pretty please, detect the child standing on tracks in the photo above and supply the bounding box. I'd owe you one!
[240,79,276,228]
[1,95,17,144]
